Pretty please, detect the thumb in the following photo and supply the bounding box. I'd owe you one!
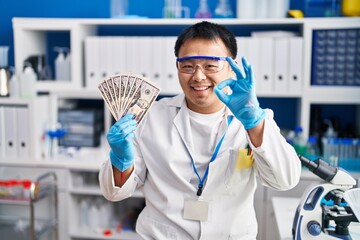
[214,86,230,104]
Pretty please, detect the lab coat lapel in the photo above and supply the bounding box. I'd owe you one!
[173,100,194,157]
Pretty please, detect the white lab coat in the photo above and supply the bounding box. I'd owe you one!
[99,94,301,240]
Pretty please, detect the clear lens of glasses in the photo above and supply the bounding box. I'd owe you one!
[177,57,226,74]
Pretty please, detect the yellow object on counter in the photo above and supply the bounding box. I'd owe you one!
[342,0,360,16]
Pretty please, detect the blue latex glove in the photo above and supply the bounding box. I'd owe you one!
[214,56,265,130]
[106,114,137,172]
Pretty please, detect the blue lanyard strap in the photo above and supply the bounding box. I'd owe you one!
[191,116,233,196]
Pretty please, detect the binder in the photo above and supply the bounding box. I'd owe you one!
[3,106,17,159]
[111,37,126,75]
[235,37,248,78]
[124,37,140,74]
[164,37,181,94]
[288,37,303,93]
[138,37,152,79]
[85,37,100,90]
[258,38,274,94]
[246,38,260,87]
[98,37,114,80]
[16,106,30,159]
[149,37,164,89]
[274,37,289,93]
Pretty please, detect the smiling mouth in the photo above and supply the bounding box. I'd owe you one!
[192,86,211,91]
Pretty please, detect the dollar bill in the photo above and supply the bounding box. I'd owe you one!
[98,72,160,123]
[98,82,119,120]
[123,75,143,112]
[104,77,119,114]
[122,78,160,124]
[111,74,122,114]
[119,74,129,114]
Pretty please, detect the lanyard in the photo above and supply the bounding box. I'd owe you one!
[191,116,233,196]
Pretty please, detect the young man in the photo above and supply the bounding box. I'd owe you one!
[99,21,301,239]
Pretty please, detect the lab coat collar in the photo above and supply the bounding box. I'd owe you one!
[172,94,235,155]
[168,93,235,122]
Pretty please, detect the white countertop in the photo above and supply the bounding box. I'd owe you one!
[272,197,360,240]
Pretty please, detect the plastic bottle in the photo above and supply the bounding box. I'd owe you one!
[9,67,19,98]
[20,62,37,99]
[88,198,100,228]
[79,197,89,228]
[195,0,212,18]
[214,0,234,18]
[293,126,307,155]
[64,50,71,81]
[54,47,68,81]
[306,136,320,161]
[21,179,32,199]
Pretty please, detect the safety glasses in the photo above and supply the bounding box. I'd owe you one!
[176,56,227,74]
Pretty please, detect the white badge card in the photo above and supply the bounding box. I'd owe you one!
[183,198,209,221]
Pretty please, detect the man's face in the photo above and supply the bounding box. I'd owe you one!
[177,38,234,114]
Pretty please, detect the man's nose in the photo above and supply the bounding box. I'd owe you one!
[192,65,206,81]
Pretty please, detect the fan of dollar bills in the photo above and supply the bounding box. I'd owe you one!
[98,72,160,124]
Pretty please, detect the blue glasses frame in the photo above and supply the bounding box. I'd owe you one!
[176,56,227,62]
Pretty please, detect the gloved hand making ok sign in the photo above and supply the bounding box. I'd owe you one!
[214,57,265,130]
[107,114,137,172]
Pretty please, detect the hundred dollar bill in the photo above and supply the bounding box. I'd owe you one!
[98,82,118,120]
[119,74,129,114]
[123,74,143,112]
[104,77,119,115]
[123,74,136,111]
[111,74,122,115]
[122,78,160,124]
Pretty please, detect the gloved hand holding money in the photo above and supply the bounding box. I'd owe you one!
[99,72,160,171]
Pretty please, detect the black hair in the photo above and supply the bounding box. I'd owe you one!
[174,21,237,58]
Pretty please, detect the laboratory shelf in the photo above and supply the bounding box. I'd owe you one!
[0,217,57,240]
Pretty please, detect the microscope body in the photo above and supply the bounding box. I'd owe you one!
[292,156,357,240]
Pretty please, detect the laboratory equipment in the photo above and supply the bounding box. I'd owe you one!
[0,46,10,97]
[214,0,234,18]
[342,0,360,16]
[292,155,359,239]
[58,108,103,148]
[293,126,307,155]
[0,172,58,240]
[306,136,320,160]
[195,0,212,18]
[54,47,70,81]
[111,0,128,18]
[163,0,190,18]
[19,62,37,99]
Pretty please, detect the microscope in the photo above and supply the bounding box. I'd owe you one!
[292,155,359,239]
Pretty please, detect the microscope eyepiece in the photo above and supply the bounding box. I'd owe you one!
[298,154,337,182]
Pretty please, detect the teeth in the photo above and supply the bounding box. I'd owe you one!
[193,86,209,90]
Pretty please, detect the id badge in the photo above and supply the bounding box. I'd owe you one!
[183,197,209,221]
